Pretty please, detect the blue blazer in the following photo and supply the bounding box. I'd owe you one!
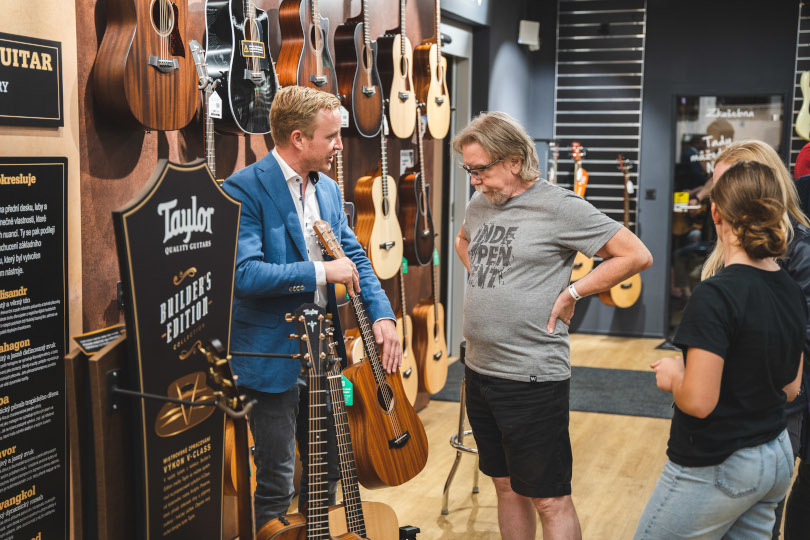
[222,153,394,393]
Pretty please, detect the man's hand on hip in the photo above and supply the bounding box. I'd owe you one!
[547,289,577,333]
[373,319,401,374]
[324,258,360,296]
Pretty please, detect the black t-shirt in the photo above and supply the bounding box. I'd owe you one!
[669,264,807,467]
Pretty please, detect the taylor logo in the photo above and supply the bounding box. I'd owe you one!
[157,196,215,244]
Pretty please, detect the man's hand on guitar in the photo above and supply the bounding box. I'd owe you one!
[324,258,360,296]
[373,319,402,374]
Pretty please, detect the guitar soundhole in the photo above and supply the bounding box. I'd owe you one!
[376,381,395,414]
[150,0,175,38]
[621,282,633,289]
[309,24,322,54]
[245,19,259,42]
[399,56,409,78]
[573,263,582,269]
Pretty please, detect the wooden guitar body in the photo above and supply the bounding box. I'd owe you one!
[334,19,383,137]
[204,0,278,135]
[378,33,416,139]
[412,299,447,394]
[398,175,435,266]
[413,42,450,139]
[397,314,419,405]
[328,502,399,540]
[344,329,365,364]
[599,273,642,308]
[570,251,594,282]
[256,513,306,540]
[798,71,810,141]
[277,0,337,92]
[342,359,428,488]
[354,173,404,280]
[94,0,198,130]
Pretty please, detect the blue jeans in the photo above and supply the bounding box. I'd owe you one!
[244,379,339,527]
[635,430,794,540]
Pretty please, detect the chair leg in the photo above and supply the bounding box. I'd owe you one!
[442,450,463,515]
[472,456,480,494]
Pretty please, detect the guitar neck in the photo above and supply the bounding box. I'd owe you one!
[307,368,330,540]
[434,0,441,54]
[245,0,255,19]
[432,257,439,315]
[380,132,389,198]
[623,172,630,229]
[326,363,366,536]
[362,0,370,46]
[400,0,407,55]
[399,268,409,347]
[417,112,427,200]
[204,86,216,179]
[336,150,345,205]
[350,294,390,388]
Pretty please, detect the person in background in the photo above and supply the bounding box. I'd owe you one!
[636,161,805,539]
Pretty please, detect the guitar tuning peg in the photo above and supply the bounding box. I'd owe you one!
[301,335,308,342]
[320,352,327,359]
[285,313,295,322]
[289,333,299,340]
[232,374,238,381]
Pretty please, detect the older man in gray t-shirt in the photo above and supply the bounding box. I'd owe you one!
[453,112,652,540]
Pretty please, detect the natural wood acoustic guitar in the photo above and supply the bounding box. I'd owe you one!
[354,129,405,280]
[276,0,338,93]
[94,0,198,131]
[322,327,400,539]
[413,0,451,139]
[377,0,417,139]
[396,264,419,405]
[570,142,594,282]
[399,109,435,267]
[314,221,428,489]
[412,250,448,394]
[599,155,642,308]
[334,0,384,137]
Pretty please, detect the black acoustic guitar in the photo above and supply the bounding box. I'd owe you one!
[204,0,279,135]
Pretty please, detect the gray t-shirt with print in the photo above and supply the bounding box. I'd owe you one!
[462,180,622,382]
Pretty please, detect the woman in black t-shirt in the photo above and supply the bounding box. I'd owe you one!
[635,161,806,540]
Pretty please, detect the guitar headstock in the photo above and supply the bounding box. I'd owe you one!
[571,142,585,163]
[313,220,346,260]
[201,338,244,413]
[549,141,559,161]
[188,40,210,88]
[617,154,635,194]
[286,304,331,377]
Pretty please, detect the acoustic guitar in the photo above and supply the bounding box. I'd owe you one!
[322,327,400,539]
[548,141,559,185]
[333,150,354,308]
[399,109,435,267]
[412,250,448,394]
[314,221,428,489]
[94,0,198,131]
[354,129,405,280]
[798,71,810,141]
[189,40,220,179]
[397,263,419,405]
[203,0,279,135]
[334,0,384,137]
[570,142,594,282]
[599,155,642,308]
[257,305,363,540]
[377,0,417,139]
[277,0,338,93]
[413,0,451,139]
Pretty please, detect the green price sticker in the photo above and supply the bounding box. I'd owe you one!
[341,375,353,406]
[402,257,408,274]
[433,248,440,265]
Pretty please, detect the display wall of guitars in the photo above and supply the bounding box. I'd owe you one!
[354,128,405,280]
[94,0,198,131]
[570,142,594,282]
[378,0,417,139]
[413,0,451,139]
[399,108,435,266]
[203,0,279,135]
[314,220,428,489]
[412,249,447,394]
[277,0,338,93]
[599,155,642,308]
[189,40,219,178]
[334,0,384,137]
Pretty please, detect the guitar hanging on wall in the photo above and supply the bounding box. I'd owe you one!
[94,0,198,131]
[277,0,338,93]
[189,40,219,179]
[570,142,594,282]
[334,0,384,137]
[399,108,435,267]
[599,155,642,308]
[203,0,279,135]
[396,261,419,405]
[378,0,417,139]
[413,0,451,139]
[412,249,448,394]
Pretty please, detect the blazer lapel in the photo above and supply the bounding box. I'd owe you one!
[256,154,308,260]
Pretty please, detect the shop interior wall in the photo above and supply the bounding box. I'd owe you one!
[0,3,83,344]
[75,0,443,334]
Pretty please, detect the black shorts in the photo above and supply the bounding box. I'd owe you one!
[465,366,572,499]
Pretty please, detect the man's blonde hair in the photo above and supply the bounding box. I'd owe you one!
[452,111,540,183]
[270,86,341,146]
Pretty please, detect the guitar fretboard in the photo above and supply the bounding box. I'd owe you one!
[380,131,389,199]
[400,0,407,56]
[362,0,371,46]
[399,268,409,349]
[336,150,345,205]
[306,355,329,539]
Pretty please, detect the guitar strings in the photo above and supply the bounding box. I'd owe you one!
[307,318,329,536]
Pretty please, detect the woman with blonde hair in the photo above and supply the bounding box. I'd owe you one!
[635,160,805,539]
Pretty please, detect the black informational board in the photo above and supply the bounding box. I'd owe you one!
[0,158,68,539]
[112,160,240,540]
[0,33,63,127]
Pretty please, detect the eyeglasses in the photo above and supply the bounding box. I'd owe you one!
[461,158,503,177]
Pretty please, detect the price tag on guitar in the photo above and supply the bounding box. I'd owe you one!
[208,92,223,120]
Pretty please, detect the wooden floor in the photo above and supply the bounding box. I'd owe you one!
[335,334,674,539]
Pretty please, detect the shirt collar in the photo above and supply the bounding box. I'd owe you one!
[272,148,320,186]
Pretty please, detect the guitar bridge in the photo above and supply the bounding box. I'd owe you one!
[148,55,179,73]
[398,91,410,102]
[245,69,266,85]
[388,431,411,449]
[310,74,327,87]
[435,96,445,105]
[403,368,412,378]
[433,351,443,361]
[379,241,396,250]
[362,86,376,96]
